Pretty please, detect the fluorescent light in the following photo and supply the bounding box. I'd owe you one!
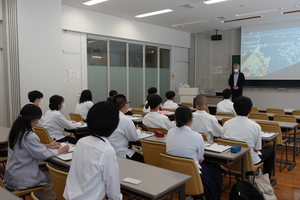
[203,0,228,4]
[135,9,173,18]
[83,0,108,6]
[235,8,283,17]
[172,20,207,27]
[92,56,102,59]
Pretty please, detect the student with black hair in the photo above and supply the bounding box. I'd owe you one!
[166,106,222,200]
[106,90,118,102]
[142,94,175,131]
[4,104,69,189]
[108,94,143,162]
[42,95,82,144]
[162,91,178,110]
[64,101,122,200]
[74,89,94,120]
[143,87,157,113]
[216,88,236,115]
[191,95,223,142]
[28,90,44,106]
[223,96,274,178]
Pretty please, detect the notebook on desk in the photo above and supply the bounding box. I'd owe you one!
[56,152,73,161]
[204,143,231,153]
[261,132,276,138]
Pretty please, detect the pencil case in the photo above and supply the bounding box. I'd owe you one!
[230,146,241,153]
[154,131,165,137]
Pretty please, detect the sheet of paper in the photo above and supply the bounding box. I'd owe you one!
[139,132,154,139]
[204,143,231,153]
[56,153,73,161]
[261,132,275,138]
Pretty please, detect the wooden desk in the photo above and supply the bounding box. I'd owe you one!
[142,135,249,181]
[48,157,191,200]
[257,108,295,114]
[0,187,21,200]
[0,126,10,144]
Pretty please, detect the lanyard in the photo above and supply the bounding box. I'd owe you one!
[91,134,106,143]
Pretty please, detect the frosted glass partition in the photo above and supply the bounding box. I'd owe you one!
[87,39,108,103]
[159,48,170,103]
[88,65,107,102]
[129,44,143,108]
[145,45,158,96]
[110,40,126,94]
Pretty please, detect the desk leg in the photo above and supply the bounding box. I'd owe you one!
[178,184,186,200]
[241,155,245,181]
[273,137,277,177]
[288,127,297,171]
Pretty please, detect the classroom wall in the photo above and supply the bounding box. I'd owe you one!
[194,29,300,109]
[61,5,190,49]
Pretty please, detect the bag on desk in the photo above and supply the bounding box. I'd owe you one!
[249,168,277,200]
[229,177,264,200]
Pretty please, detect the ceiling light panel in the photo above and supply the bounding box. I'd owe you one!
[282,10,300,14]
[203,0,228,5]
[83,0,108,6]
[172,20,207,27]
[222,16,262,23]
[235,8,283,17]
[135,9,173,18]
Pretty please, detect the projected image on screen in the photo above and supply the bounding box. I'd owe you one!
[241,26,300,80]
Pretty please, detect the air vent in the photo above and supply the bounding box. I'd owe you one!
[294,4,300,9]
[222,16,262,23]
[282,10,300,14]
[181,4,196,9]
[214,16,228,21]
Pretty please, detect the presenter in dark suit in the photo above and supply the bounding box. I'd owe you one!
[228,63,245,102]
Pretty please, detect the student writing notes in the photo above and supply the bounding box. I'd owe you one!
[74,89,93,120]
[64,101,122,200]
[4,104,69,189]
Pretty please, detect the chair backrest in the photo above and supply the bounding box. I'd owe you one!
[146,127,168,134]
[69,113,84,122]
[221,118,231,126]
[266,108,285,114]
[292,110,300,115]
[273,114,297,123]
[248,113,269,120]
[200,133,208,141]
[0,178,5,188]
[181,102,193,107]
[33,127,52,144]
[251,107,259,112]
[46,163,68,200]
[160,153,204,196]
[140,140,166,167]
[140,104,145,109]
[215,139,257,172]
[205,107,210,114]
[31,192,39,200]
[215,112,234,117]
[255,121,283,145]
[131,109,143,115]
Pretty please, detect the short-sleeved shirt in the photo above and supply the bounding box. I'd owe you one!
[142,112,175,131]
[162,100,178,110]
[216,99,236,115]
[74,101,94,120]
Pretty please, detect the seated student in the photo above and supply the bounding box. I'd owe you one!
[28,90,44,126]
[166,106,222,200]
[190,94,223,142]
[42,95,82,144]
[4,104,69,189]
[216,88,236,115]
[223,96,274,178]
[143,87,157,113]
[74,89,93,120]
[108,94,143,162]
[63,101,122,200]
[162,91,179,110]
[142,94,175,131]
[106,90,118,102]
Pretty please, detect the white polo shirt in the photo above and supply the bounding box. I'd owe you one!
[162,100,179,110]
[166,126,204,172]
[223,116,262,164]
[216,99,236,115]
[190,110,223,142]
[142,112,175,131]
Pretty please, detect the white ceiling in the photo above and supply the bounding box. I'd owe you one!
[61,0,300,33]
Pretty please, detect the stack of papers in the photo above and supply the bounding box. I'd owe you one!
[139,132,154,139]
[261,132,276,138]
[56,153,73,161]
[204,143,231,153]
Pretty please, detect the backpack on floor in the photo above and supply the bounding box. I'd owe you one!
[229,177,264,200]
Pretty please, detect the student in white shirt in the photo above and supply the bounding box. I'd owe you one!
[142,94,175,131]
[166,106,222,200]
[143,87,157,113]
[28,90,45,126]
[162,91,179,110]
[216,88,236,115]
[74,89,94,120]
[190,94,223,142]
[64,101,122,200]
[42,95,82,144]
[5,104,69,189]
[108,94,144,162]
[223,96,274,178]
